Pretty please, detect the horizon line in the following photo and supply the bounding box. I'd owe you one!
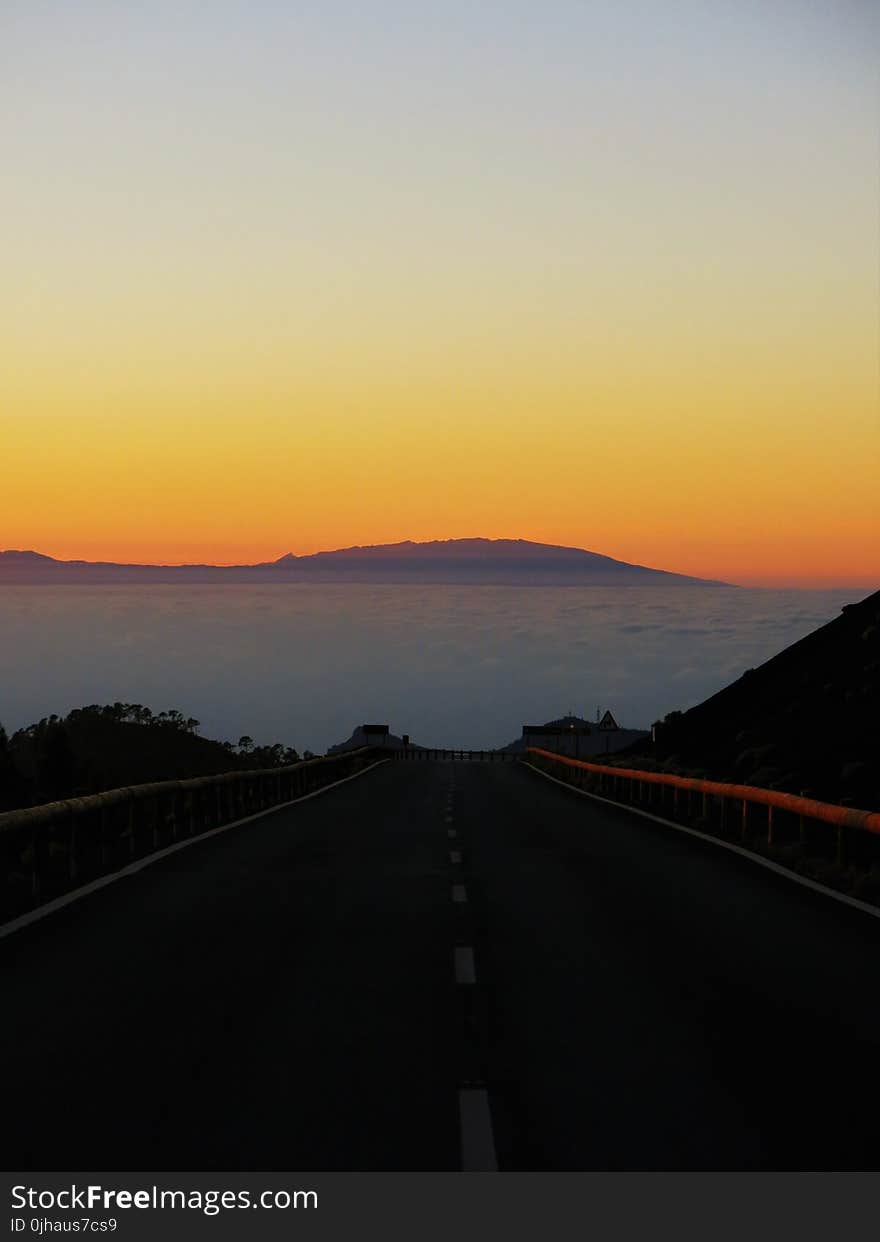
[0,541,877,592]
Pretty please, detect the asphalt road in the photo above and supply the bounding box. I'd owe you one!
[4,758,880,1171]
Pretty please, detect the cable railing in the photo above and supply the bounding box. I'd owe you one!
[0,747,383,924]
[525,746,880,870]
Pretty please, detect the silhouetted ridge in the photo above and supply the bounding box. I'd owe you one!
[0,703,303,812]
[1,550,57,562]
[0,539,729,585]
[621,588,880,809]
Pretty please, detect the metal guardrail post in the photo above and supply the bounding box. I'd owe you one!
[31,822,45,905]
[127,798,137,857]
[799,794,808,847]
[97,803,108,868]
[67,806,78,884]
[837,825,848,868]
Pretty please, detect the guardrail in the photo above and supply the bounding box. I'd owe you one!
[394,748,516,762]
[0,747,382,924]
[525,747,880,872]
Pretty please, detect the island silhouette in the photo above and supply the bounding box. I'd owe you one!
[0,539,730,585]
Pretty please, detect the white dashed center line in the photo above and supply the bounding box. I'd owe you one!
[451,884,467,904]
[454,945,476,984]
[458,1088,498,1172]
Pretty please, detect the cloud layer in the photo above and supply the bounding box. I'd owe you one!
[0,584,858,752]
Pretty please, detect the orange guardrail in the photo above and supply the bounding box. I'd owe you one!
[526,747,880,836]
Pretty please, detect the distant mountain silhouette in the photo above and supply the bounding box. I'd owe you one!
[1,550,56,563]
[326,724,411,755]
[0,539,730,585]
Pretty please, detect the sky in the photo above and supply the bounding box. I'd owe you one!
[2,1,878,587]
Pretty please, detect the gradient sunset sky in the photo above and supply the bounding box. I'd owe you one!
[3,2,878,587]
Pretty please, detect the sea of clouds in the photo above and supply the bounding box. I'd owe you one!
[0,584,859,752]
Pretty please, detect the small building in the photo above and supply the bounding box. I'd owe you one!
[522,721,593,759]
[362,724,390,747]
[514,713,649,758]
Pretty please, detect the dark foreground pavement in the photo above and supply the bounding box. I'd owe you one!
[3,759,880,1170]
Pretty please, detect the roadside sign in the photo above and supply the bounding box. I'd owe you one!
[598,710,619,732]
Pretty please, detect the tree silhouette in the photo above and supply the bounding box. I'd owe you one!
[0,724,28,811]
[0,703,306,811]
[36,722,75,803]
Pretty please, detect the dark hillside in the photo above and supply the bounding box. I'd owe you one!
[631,589,880,809]
[0,703,300,811]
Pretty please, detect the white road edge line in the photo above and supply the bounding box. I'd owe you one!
[0,759,393,942]
[522,761,880,922]
[458,1088,498,1172]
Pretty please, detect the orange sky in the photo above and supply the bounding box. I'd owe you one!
[2,3,878,589]
[4,390,877,587]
